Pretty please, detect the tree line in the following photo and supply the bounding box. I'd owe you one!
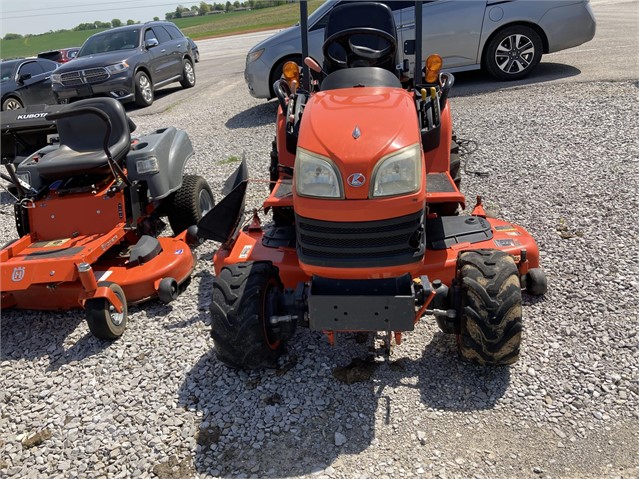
[165,0,289,19]
[2,0,289,41]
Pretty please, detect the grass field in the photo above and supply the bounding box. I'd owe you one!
[0,1,323,59]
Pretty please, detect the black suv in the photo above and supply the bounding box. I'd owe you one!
[51,22,196,107]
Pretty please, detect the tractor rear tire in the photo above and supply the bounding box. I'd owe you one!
[85,282,128,340]
[457,250,522,365]
[210,261,285,369]
[450,133,461,189]
[167,175,214,235]
[269,138,279,192]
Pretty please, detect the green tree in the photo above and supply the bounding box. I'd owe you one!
[112,18,122,27]
[199,1,210,15]
[153,16,160,21]
[126,19,135,25]
[3,33,23,40]
[165,12,174,19]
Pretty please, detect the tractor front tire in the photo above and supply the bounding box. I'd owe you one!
[210,261,285,369]
[167,175,214,235]
[85,282,128,340]
[457,250,522,365]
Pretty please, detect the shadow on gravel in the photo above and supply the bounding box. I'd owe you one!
[224,100,278,129]
[416,332,510,410]
[179,333,378,478]
[0,310,110,369]
[449,62,581,98]
[180,326,510,476]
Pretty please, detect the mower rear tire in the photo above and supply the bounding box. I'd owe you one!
[457,250,522,366]
[210,261,285,369]
[85,282,128,340]
[167,175,214,235]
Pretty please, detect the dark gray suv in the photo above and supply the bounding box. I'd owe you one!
[51,21,196,108]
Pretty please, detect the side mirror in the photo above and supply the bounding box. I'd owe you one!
[17,73,32,83]
[144,38,159,49]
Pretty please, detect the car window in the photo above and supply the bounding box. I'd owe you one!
[144,29,158,44]
[80,29,139,55]
[164,24,185,40]
[0,63,17,81]
[38,59,59,73]
[310,1,412,31]
[151,26,172,44]
[18,61,44,78]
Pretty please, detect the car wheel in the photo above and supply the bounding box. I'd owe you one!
[270,56,302,98]
[484,25,543,81]
[180,59,196,89]
[2,96,24,111]
[134,71,153,107]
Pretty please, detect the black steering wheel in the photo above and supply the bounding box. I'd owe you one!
[323,27,397,69]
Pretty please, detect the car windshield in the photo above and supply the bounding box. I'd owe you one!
[307,0,336,25]
[0,63,17,81]
[79,29,140,56]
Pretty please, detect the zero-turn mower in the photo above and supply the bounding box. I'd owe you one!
[198,1,547,369]
[1,98,213,339]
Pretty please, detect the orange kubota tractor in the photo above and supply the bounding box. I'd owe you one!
[1,98,213,339]
[198,1,547,369]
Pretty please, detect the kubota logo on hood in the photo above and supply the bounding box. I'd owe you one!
[347,173,366,187]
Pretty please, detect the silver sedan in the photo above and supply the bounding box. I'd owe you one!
[245,0,596,99]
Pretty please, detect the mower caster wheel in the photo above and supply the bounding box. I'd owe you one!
[457,250,522,366]
[524,268,547,296]
[158,277,179,304]
[85,282,128,340]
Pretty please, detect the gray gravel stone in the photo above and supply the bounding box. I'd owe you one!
[1,27,638,479]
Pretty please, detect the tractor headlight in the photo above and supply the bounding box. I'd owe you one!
[371,144,422,198]
[295,148,343,199]
[105,61,129,74]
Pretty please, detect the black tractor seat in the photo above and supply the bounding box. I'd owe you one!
[35,97,134,180]
[321,67,402,91]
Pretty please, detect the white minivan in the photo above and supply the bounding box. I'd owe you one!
[244,0,596,99]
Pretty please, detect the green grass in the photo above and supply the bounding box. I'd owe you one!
[0,1,323,59]
[219,155,240,165]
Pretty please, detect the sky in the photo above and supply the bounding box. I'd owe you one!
[0,0,199,36]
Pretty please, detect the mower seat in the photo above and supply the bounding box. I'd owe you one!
[322,2,398,75]
[36,98,132,180]
[321,67,402,91]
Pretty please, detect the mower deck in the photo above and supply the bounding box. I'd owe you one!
[1,229,194,310]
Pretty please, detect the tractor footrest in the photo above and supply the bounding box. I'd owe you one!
[308,274,415,332]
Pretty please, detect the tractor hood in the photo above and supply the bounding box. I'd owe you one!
[298,87,421,200]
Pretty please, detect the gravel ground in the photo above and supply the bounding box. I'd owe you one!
[1,77,638,479]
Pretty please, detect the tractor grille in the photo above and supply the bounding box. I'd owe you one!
[296,210,425,268]
[60,68,109,86]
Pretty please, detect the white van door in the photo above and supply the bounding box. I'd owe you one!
[399,0,488,75]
